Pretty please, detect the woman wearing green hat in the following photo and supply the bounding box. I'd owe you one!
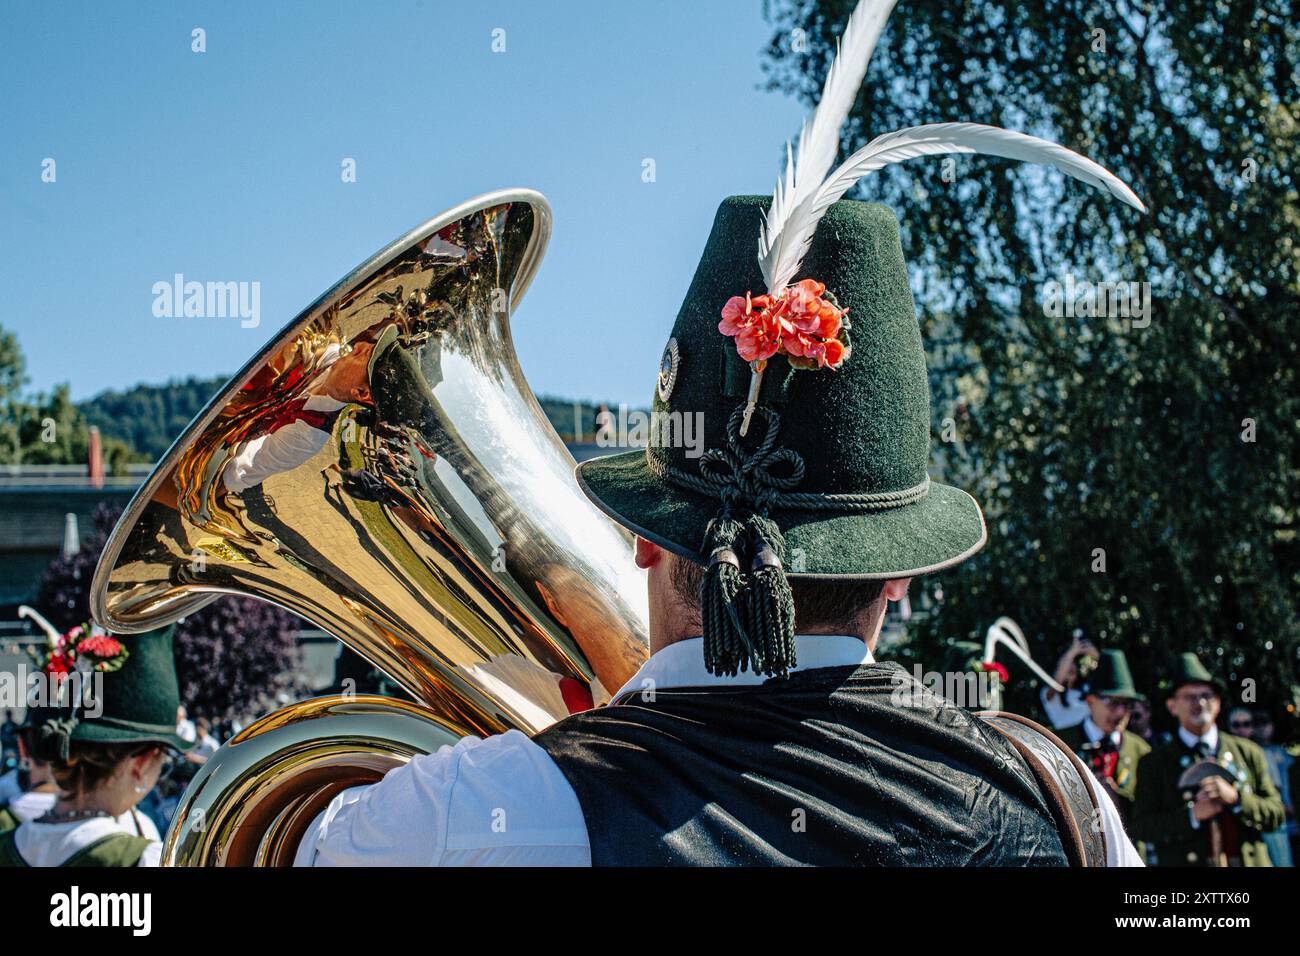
[0,625,193,867]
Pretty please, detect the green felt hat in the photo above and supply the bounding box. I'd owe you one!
[31,625,193,760]
[1081,649,1145,701]
[576,196,986,676]
[1166,652,1224,697]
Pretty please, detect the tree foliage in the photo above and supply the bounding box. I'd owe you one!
[79,374,228,462]
[762,0,1299,720]
[0,321,133,472]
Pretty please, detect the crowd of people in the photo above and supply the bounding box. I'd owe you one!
[1038,635,1294,867]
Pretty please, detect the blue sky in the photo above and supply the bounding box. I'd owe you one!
[0,1,807,407]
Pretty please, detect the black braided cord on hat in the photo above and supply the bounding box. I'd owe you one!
[644,406,931,677]
[685,407,803,678]
[646,438,931,512]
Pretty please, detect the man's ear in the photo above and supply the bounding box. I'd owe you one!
[1165,697,1178,718]
[634,536,664,570]
[881,577,912,603]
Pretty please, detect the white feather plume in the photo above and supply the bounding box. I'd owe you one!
[759,0,899,294]
[824,121,1145,216]
[756,0,1147,296]
[767,122,1147,292]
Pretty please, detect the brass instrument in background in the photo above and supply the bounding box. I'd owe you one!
[91,189,650,865]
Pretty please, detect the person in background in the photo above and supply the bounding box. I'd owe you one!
[1054,650,1150,825]
[1040,632,1098,730]
[176,704,197,745]
[1131,654,1284,866]
[1227,707,1254,741]
[1128,697,1158,745]
[1251,709,1294,867]
[0,627,193,867]
[189,717,221,762]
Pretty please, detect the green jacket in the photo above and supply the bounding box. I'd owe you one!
[1132,730,1285,867]
[1056,723,1150,814]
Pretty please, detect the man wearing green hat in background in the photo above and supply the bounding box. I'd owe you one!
[1131,653,1284,866]
[1055,649,1150,824]
[0,625,192,867]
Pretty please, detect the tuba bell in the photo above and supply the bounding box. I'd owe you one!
[91,189,650,865]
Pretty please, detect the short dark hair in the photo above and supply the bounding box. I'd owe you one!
[670,552,885,633]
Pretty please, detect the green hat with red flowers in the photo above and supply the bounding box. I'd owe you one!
[27,624,193,760]
[577,196,986,679]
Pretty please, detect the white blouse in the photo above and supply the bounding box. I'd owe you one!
[14,808,162,867]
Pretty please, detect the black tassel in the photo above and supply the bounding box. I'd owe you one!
[744,514,797,678]
[699,515,753,677]
[39,716,78,762]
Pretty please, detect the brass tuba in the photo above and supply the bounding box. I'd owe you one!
[91,189,650,865]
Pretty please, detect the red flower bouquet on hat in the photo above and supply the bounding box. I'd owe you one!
[719,279,849,370]
[720,279,852,435]
[29,622,130,679]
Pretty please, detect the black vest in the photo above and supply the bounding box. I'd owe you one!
[533,662,1068,866]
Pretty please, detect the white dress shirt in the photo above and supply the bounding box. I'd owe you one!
[295,636,1141,867]
[221,395,343,493]
[1082,716,1122,748]
[1178,723,1219,754]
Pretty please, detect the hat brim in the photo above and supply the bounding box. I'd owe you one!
[70,722,195,752]
[576,450,987,577]
[1088,688,1147,703]
[1169,677,1226,697]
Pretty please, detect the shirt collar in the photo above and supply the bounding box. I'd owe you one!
[612,635,874,701]
[1082,717,1121,747]
[1177,723,1219,752]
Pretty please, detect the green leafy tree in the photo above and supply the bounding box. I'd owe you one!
[0,322,132,471]
[79,375,228,462]
[762,0,1299,724]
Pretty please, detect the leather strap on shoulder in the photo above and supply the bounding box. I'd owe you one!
[979,711,1108,867]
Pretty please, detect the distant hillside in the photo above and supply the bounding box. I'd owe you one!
[79,379,635,461]
[80,376,229,461]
